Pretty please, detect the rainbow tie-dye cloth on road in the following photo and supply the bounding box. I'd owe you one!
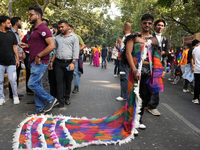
[13,35,162,150]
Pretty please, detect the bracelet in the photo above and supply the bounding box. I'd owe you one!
[132,70,138,74]
[50,61,53,63]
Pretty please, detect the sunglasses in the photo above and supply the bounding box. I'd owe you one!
[28,13,37,18]
[142,22,152,25]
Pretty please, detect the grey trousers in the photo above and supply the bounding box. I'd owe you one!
[170,62,177,80]
[119,63,129,98]
[0,65,18,99]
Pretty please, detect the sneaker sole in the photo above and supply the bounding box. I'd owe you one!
[116,99,126,101]
[44,99,57,113]
[26,112,45,117]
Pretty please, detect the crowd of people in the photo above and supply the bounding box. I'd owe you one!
[0,6,85,116]
[0,6,200,137]
[167,39,200,105]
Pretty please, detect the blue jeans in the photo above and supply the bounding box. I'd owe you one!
[74,59,79,87]
[28,61,54,111]
[102,57,106,68]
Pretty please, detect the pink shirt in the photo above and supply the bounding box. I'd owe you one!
[29,23,52,64]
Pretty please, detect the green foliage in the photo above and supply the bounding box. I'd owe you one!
[0,0,9,15]
[117,0,200,47]
[9,0,122,47]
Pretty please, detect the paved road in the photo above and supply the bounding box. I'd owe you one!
[0,62,200,150]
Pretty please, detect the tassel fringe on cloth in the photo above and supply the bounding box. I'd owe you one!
[12,37,158,150]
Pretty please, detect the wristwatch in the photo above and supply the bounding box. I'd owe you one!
[72,61,76,64]
[36,55,40,58]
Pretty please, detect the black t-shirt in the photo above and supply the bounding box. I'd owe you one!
[0,31,17,66]
[187,47,194,64]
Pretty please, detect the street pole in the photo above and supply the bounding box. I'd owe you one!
[8,0,12,18]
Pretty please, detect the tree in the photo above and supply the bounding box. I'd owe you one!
[157,0,200,34]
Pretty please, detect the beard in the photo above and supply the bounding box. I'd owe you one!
[30,18,37,24]
[18,24,21,29]
[61,30,67,35]
[5,26,11,31]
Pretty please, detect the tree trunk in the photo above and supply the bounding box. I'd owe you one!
[8,0,12,17]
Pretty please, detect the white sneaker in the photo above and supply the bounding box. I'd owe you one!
[116,96,126,101]
[192,99,195,103]
[134,128,139,135]
[193,99,199,104]
[114,74,118,78]
[0,98,5,105]
[13,97,20,105]
[147,108,161,116]
[183,89,189,93]
[191,92,194,95]
[168,78,173,81]
[139,124,146,129]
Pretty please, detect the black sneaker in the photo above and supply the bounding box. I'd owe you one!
[53,101,64,108]
[27,109,44,116]
[72,86,79,94]
[43,98,57,113]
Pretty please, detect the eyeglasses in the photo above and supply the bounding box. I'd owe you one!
[142,22,152,25]
[28,13,37,18]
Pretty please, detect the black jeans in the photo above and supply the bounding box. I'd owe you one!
[119,63,129,98]
[114,59,120,75]
[9,61,21,96]
[54,59,73,105]
[148,93,159,109]
[48,62,57,98]
[194,73,200,100]
[139,73,151,121]
[23,53,33,93]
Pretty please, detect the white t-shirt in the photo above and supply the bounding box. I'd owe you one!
[192,45,200,73]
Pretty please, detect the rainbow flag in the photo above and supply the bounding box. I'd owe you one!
[177,52,182,63]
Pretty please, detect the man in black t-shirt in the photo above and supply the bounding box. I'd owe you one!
[0,15,20,105]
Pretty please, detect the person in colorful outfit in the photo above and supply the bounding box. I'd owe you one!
[93,45,100,67]
[168,47,181,83]
[179,43,193,92]
[123,13,162,133]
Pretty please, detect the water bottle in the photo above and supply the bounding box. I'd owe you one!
[66,66,70,71]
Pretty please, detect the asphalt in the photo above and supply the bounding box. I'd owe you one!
[0,62,200,150]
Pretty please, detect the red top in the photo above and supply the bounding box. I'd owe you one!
[22,34,30,52]
[29,23,52,64]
